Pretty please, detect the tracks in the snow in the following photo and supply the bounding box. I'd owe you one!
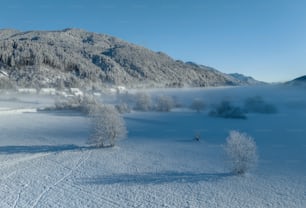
[0,149,93,208]
[0,153,51,182]
[30,150,92,208]
[1,146,210,208]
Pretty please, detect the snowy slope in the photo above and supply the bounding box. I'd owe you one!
[0,29,242,88]
[0,87,305,208]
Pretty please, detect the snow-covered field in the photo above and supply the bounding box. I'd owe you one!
[0,86,305,208]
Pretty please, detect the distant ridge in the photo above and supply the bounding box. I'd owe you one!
[0,28,255,89]
[228,73,265,85]
[285,75,306,87]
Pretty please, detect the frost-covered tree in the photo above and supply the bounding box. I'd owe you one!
[244,96,277,114]
[134,92,151,111]
[80,94,99,114]
[0,77,16,89]
[155,95,174,112]
[190,98,205,112]
[209,100,246,119]
[115,102,131,114]
[89,104,127,148]
[54,94,97,114]
[224,130,258,175]
[55,78,66,91]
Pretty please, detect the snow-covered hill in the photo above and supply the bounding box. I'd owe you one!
[285,75,306,87]
[0,86,305,207]
[228,73,265,85]
[0,29,247,89]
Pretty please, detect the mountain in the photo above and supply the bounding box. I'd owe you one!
[285,75,306,87]
[227,73,265,85]
[185,62,264,85]
[1,28,245,89]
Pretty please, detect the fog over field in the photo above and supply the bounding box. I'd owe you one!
[0,84,305,207]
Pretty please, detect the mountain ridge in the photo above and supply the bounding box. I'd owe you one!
[228,73,265,85]
[0,28,260,89]
[285,75,306,87]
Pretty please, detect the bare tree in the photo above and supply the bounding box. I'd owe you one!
[88,104,127,148]
[224,130,258,175]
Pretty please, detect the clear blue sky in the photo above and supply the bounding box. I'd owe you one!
[1,0,305,82]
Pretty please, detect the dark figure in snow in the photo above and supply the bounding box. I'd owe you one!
[194,134,201,142]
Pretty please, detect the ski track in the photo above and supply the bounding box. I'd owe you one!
[0,150,92,208]
[12,190,21,208]
[1,142,304,208]
[30,150,92,208]
[0,153,50,169]
[0,153,51,181]
[59,182,124,207]
[13,184,28,208]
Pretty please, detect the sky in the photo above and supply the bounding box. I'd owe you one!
[0,0,305,82]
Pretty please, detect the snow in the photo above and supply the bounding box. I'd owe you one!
[0,86,305,207]
[17,89,37,94]
[70,88,84,97]
[39,88,57,95]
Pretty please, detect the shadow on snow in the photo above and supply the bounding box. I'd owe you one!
[0,144,90,154]
[80,171,233,185]
[124,116,169,125]
[37,109,86,117]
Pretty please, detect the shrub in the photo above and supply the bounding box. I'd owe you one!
[190,98,205,112]
[88,104,127,148]
[54,96,82,110]
[209,101,246,119]
[54,94,98,114]
[244,96,277,114]
[224,130,258,175]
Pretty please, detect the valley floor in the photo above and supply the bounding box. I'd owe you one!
[0,88,305,207]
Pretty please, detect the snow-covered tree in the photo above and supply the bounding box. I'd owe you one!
[244,96,277,114]
[155,95,174,112]
[54,94,97,114]
[80,94,99,114]
[0,77,15,89]
[224,130,258,175]
[89,104,127,148]
[209,100,246,119]
[115,102,131,114]
[134,92,151,111]
[190,98,205,112]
